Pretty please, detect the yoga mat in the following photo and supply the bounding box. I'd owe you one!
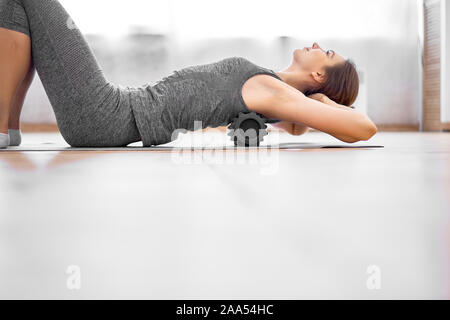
[0,142,384,152]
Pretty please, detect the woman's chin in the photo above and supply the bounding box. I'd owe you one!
[293,49,303,63]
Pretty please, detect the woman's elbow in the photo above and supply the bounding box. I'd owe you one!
[356,123,378,142]
[340,123,378,143]
[293,125,310,136]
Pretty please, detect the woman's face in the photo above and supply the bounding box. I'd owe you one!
[293,42,345,73]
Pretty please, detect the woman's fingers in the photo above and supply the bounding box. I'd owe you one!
[307,93,327,103]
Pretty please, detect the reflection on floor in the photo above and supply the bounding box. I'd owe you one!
[0,131,449,299]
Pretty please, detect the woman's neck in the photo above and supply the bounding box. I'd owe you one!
[274,69,312,93]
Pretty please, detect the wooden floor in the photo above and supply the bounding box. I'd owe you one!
[0,131,449,299]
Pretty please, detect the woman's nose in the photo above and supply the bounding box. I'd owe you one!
[312,42,320,49]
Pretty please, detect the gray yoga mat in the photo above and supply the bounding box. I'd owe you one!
[1,142,384,152]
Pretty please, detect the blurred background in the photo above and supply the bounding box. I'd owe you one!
[20,0,424,130]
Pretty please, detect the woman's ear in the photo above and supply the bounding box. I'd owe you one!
[311,71,326,85]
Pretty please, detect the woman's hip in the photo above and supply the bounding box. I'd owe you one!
[56,99,140,148]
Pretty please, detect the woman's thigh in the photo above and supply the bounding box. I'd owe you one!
[58,88,141,148]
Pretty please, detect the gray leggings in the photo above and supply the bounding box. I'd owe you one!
[0,0,141,147]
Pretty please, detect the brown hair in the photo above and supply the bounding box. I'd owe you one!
[304,59,359,107]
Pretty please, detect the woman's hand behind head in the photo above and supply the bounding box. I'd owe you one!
[307,93,328,104]
[308,93,355,110]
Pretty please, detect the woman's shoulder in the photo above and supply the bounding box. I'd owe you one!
[241,72,289,115]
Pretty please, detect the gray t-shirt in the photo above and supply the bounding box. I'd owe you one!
[129,56,283,146]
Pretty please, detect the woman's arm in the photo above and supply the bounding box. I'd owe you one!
[271,121,310,136]
[272,118,359,143]
[306,93,370,143]
[250,78,378,143]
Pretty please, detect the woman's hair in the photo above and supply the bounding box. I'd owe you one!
[304,59,359,107]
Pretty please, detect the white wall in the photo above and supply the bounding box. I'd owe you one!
[59,0,417,42]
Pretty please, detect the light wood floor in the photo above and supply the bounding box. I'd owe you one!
[0,131,449,299]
